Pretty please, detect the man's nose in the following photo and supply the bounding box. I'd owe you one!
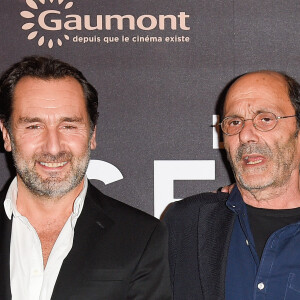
[238,119,259,144]
[43,128,63,155]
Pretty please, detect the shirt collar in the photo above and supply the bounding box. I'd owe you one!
[4,177,18,219]
[226,185,247,215]
[4,176,88,220]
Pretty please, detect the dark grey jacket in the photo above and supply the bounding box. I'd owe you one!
[0,182,171,300]
[164,191,235,300]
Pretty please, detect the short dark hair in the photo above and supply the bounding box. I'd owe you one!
[0,55,99,129]
[282,73,300,129]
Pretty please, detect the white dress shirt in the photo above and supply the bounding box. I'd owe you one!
[4,176,88,300]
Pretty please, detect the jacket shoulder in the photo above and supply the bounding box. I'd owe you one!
[87,182,162,228]
[164,191,229,224]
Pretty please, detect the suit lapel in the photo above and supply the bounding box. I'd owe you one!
[0,190,12,300]
[197,193,235,300]
[51,183,113,300]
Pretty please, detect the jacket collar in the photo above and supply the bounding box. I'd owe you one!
[0,181,113,300]
[51,182,114,299]
[197,192,235,300]
[0,187,12,300]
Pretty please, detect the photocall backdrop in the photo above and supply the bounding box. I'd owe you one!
[1,0,300,217]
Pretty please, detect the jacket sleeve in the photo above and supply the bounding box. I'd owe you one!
[127,221,172,300]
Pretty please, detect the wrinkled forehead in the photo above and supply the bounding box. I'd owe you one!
[12,76,89,120]
[223,72,292,116]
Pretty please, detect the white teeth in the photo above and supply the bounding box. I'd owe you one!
[247,160,262,165]
[40,162,67,168]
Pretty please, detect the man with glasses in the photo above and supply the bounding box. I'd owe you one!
[164,71,300,300]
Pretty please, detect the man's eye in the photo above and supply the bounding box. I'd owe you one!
[260,117,272,123]
[26,125,40,129]
[63,125,76,129]
[228,119,242,126]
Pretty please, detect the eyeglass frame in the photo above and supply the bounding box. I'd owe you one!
[219,112,297,136]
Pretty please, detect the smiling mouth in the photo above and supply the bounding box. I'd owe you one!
[244,156,263,165]
[39,162,68,168]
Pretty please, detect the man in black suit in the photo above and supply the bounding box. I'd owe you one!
[0,56,171,300]
[164,71,300,299]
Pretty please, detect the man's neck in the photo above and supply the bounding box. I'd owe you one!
[15,177,85,268]
[15,176,84,225]
[238,177,300,209]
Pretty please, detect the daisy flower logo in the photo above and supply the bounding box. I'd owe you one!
[20,0,73,48]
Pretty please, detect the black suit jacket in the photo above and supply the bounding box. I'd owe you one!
[0,182,172,300]
[164,191,235,300]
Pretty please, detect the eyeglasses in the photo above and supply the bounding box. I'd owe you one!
[220,112,297,136]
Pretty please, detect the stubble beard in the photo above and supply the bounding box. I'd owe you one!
[10,137,91,200]
[226,134,298,193]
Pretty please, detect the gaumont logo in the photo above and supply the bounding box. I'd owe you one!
[21,0,73,48]
[20,0,190,48]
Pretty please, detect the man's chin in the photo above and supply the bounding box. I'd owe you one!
[29,184,74,198]
[21,175,75,198]
[236,176,273,192]
[39,176,67,184]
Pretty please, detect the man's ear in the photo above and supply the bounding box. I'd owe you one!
[0,121,12,152]
[90,126,97,150]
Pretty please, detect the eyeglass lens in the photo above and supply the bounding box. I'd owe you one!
[222,112,277,135]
